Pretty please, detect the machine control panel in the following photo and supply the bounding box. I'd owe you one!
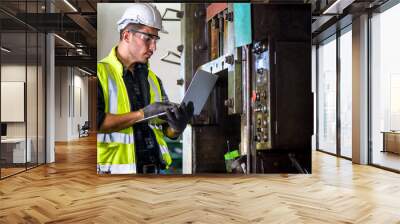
[252,41,272,150]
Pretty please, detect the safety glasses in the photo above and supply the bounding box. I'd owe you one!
[127,29,160,45]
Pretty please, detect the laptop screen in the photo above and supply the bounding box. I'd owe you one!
[136,69,218,123]
[182,69,218,115]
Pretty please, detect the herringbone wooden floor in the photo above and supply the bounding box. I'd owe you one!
[1,135,400,223]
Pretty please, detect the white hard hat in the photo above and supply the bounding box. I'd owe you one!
[117,3,167,34]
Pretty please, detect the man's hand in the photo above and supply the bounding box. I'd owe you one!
[99,102,175,133]
[141,102,175,119]
[166,102,194,134]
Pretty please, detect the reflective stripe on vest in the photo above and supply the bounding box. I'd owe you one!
[97,163,136,174]
[148,74,162,102]
[97,132,135,144]
[149,124,172,166]
[159,145,169,155]
[105,64,118,113]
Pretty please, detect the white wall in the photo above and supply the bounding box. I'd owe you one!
[54,67,89,141]
[55,67,68,141]
[97,3,183,103]
[1,65,26,81]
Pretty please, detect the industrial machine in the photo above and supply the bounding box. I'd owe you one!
[181,3,313,174]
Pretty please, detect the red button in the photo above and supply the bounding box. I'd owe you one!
[251,91,257,102]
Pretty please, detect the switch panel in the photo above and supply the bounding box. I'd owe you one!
[252,41,272,150]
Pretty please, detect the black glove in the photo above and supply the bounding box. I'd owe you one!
[142,102,175,119]
[166,102,194,133]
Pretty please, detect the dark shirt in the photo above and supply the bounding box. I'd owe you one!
[97,63,169,171]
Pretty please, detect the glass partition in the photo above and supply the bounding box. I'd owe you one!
[1,29,28,178]
[317,35,337,154]
[339,27,352,158]
[27,31,38,169]
[370,3,400,171]
[0,0,46,179]
[27,0,38,170]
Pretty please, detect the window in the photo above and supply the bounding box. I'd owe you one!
[370,2,400,171]
[317,35,337,154]
[339,28,352,158]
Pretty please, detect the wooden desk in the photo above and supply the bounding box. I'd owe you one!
[1,138,31,163]
[382,131,400,154]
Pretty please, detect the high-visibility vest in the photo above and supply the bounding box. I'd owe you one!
[97,46,172,174]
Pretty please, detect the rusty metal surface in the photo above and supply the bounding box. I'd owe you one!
[210,20,219,60]
[206,3,227,22]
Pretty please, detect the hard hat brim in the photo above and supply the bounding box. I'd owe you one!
[117,19,168,34]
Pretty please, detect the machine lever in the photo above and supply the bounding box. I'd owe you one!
[161,50,181,66]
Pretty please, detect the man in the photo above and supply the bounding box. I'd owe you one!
[97,3,193,174]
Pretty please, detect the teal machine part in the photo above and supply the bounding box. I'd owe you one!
[233,3,252,47]
[163,138,183,174]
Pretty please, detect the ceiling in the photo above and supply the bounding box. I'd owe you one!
[0,0,393,73]
[0,0,100,73]
[311,0,390,43]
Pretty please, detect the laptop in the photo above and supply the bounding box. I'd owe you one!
[137,69,218,122]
